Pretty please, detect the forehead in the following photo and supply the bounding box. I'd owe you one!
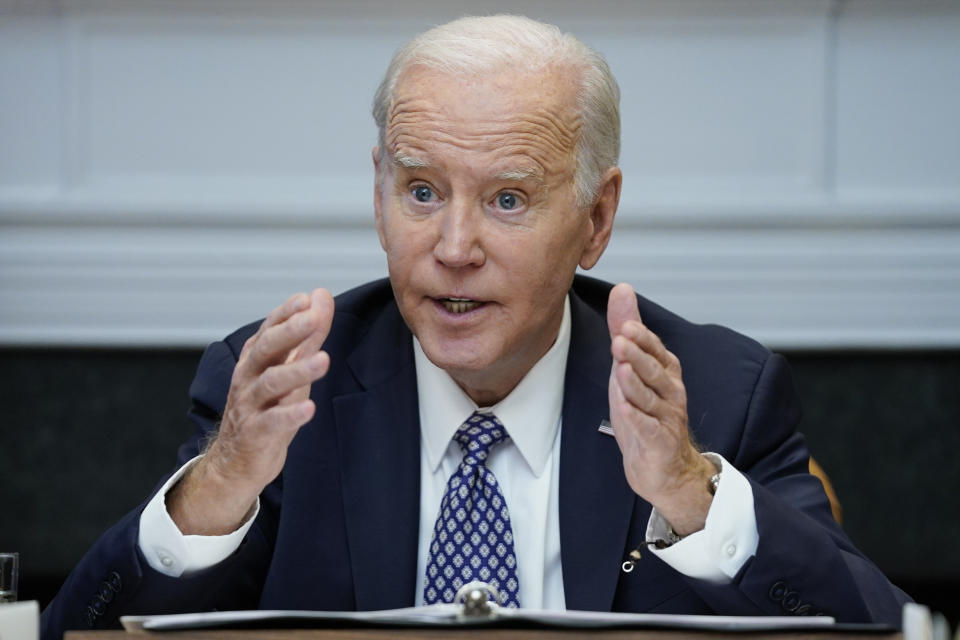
[385,65,582,175]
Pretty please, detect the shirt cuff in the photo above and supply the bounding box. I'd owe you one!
[137,455,260,577]
[646,453,758,583]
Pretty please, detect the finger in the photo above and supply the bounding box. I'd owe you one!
[246,306,327,373]
[618,319,679,375]
[257,399,316,435]
[609,372,659,446]
[614,360,664,416]
[611,335,683,404]
[236,293,312,381]
[249,292,311,346]
[607,283,641,339]
[289,289,335,364]
[247,351,330,408]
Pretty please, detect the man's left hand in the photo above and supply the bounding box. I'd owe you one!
[607,283,718,536]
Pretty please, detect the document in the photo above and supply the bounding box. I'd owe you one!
[122,605,839,632]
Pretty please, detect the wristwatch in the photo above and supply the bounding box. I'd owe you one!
[622,457,724,571]
[709,470,721,496]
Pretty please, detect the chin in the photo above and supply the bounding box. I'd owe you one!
[419,333,496,373]
[424,343,491,375]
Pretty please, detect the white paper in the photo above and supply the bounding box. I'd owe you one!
[122,605,836,632]
[0,600,39,640]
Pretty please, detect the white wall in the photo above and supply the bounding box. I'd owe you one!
[1,0,958,348]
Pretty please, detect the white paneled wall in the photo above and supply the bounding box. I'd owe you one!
[1,0,958,348]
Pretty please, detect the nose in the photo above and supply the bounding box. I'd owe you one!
[433,200,485,268]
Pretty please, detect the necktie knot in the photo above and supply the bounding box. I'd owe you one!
[455,412,508,464]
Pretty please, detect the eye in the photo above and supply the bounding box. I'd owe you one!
[496,192,520,210]
[412,185,434,203]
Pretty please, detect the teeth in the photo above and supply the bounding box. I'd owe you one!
[441,298,481,314]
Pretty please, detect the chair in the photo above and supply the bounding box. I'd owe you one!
[809,457,843,524]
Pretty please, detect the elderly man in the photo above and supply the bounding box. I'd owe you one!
[42,15,908,639]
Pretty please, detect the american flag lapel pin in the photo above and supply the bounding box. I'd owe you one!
[598,419,614,437]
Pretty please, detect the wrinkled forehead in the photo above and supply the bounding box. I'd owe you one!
[384,65,582,168]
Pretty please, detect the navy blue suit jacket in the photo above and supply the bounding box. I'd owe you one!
[41,276,909,638]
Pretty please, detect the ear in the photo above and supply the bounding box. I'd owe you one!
[372,146,388,251]
[579,166,622,270]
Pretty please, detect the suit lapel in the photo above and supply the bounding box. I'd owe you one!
[559,289,639,611]
[333,303,421,610]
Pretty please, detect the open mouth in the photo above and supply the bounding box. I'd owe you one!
[438,297,483,314]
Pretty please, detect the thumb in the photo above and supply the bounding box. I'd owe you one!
[607,282,641,339]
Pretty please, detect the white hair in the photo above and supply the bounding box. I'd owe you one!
[372,15,620,208]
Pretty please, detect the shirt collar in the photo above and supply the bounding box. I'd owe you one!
[415,295,571,478]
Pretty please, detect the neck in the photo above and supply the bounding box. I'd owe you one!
[451,325,563,407]
[455,375,524,408]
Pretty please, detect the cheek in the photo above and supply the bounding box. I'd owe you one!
[383,220,433,284]
[504,223,586,277]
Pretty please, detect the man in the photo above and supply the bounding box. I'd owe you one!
[41,15,909,638]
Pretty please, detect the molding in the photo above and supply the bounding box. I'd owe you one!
[2,221,958,349]
[2,192,959,229]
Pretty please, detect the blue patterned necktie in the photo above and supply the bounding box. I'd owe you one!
[422,412,521,607]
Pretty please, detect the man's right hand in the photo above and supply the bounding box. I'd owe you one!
[167,289,335,535]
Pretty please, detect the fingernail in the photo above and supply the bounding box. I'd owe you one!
[292,296,308,312]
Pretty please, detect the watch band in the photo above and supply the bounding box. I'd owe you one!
[709,471,721,496]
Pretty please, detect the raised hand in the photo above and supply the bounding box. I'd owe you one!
[168,289,335,535]
[607,283,716,536]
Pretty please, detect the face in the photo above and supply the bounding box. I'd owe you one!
[374,65,620,405]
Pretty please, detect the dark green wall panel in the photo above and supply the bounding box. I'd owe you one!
[2,348,958,622]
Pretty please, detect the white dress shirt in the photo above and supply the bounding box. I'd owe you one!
[411,296,572,608]
[138,294,759,604]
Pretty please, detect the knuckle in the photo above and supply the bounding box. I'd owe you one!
[252,332,273,360]
[668,351,682,371]
[223,404,246,431]
[270,404,307,432]
[260,366,285,397]
[659,368,678,391]
[638,384,657,410]
[633,324,649,345]
[228,364,245,388]
[641,353,660,378]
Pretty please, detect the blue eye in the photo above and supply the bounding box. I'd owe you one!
[413,186,433,202]
[497,192,519,210]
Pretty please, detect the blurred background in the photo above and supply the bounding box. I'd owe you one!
[1,0,958,626]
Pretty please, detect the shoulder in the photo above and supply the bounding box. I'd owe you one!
[572,275,791,454]
[571,275,776,437]
[571,274,770,368]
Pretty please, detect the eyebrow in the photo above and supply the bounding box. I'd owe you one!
[392,152,545,186]
[392,152,431,169]
[494,167,545,185]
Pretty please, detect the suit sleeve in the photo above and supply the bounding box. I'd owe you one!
[684,353,911,626]
[40,338,278,640]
